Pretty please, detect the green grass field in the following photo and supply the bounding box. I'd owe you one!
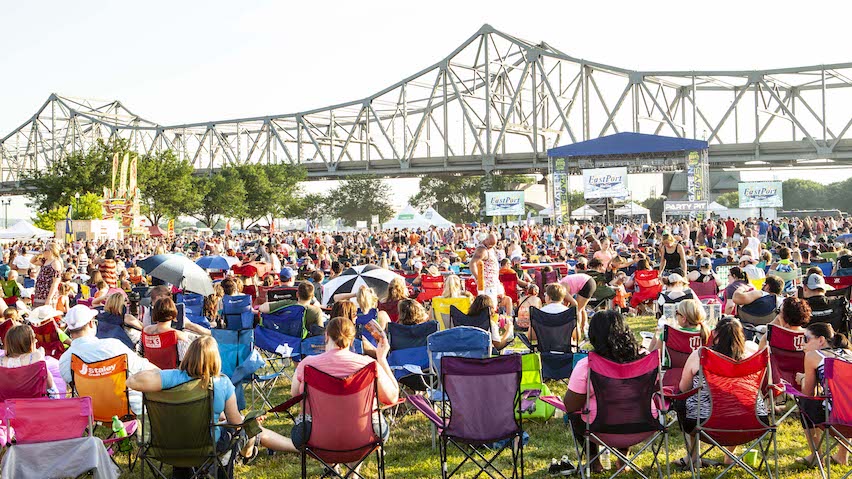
[110,316,851,478]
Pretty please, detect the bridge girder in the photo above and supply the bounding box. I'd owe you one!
[4,24,852,188]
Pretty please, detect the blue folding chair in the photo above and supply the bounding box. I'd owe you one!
[300,335,364,358]
[251,305,307,411]
[211,328,260,410]
[448,305,490,332]
[176,292,204,317]
[387,321,439,384]
[222,294,254,330]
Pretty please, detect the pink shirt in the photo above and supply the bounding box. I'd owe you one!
[560,274,593,296]
[294,348,399,409]
[568,356,658,423]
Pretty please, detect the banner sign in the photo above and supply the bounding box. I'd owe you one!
[356,221,368,229]
[583,167,628,199]
[167,219,175,238]
[552,158,569,225]
[664,201,708,213]
[687,151,705,201]
[485,191,525,216]
[738,181,783,208]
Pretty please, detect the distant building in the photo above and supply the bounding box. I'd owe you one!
[663,171,741,200]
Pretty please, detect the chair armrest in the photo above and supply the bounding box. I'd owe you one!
[663,386,701,401]
[269,394,304,414]
[379,398,406,410]
[407,395,442,428]
[516,332,535,351]
[102,419,139,445]
[783,383,826,401]
[538,395,567,413]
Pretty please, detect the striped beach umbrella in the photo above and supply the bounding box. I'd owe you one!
[321,264,403,307]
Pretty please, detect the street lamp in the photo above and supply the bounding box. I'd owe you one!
[74,192,80,220]
[1,199,11,228]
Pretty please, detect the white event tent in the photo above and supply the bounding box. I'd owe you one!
[614,202,651,222]
[423,207,454,228]
[0,220,55,241]
[571,205,602,220]
[382,204,433,230]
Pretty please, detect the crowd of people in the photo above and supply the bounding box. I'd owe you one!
[1,212,851,476]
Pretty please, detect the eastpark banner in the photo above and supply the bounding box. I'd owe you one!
[485,191,525,216]
[738,181,783,208]
[583,167,629,199]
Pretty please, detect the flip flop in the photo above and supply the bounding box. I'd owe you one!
[795,456,818,468]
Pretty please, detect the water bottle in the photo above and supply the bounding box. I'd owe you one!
[112,415,131,452]
[600,448,612,470]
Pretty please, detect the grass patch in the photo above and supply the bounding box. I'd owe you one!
[105,316,849,478]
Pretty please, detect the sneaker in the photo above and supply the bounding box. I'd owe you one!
[547,455,577,476]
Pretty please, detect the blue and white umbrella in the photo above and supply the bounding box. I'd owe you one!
[138,254,214,296]
[195,255,239,271]
[321,264,403,307]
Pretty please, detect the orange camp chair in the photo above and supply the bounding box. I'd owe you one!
[71,354,133,423]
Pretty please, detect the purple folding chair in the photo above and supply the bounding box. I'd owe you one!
[409,355,524,479]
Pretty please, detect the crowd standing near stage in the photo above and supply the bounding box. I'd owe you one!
[1,212,852,476]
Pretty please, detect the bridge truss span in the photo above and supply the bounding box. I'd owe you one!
[4,24,852,188]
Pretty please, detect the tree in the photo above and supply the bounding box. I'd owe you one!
[824,178,852,214]
[191,169,246,228]
[33,206,68,231]
[264,164,307,223]
[641,196,666,222]
[715,191,740,208]
[137,150,201,225]
[23,138,128,212]
[782,179,826,210]
[326,176,394,226]
[409,174,533,223]
[293,193,329,225]
[72,193,104,220]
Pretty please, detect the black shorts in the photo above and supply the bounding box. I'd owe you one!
[577,278,596,299]
[799,397,827,429]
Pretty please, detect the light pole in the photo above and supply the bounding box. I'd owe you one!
[74,192,80,219]
[1,199,10,228]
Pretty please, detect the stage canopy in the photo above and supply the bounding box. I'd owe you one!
[547,132,708,158]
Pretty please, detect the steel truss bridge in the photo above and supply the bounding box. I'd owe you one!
[4,24,852,193]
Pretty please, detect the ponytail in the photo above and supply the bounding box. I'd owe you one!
[832,332,851,350]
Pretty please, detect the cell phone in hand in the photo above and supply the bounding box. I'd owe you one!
[363,320,384,343]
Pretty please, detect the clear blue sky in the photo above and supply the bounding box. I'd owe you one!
[2,0,850,219]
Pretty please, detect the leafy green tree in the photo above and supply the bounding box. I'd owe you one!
[410,174,533,223]
[824,178,852,214]
[326,176,394,226]
[715,191,740,208]
[641,196,666,222]
[782,179,826,210]
[264,164,306,223]
[191,169,247,228]
[293,193,329,225]
[72,193,104,220]
[23,138,129,212]
[33,206,68,231]
[137,150,201,225]
[232,164,307,227]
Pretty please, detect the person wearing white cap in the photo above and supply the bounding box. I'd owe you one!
[657,273,695,308]
[58,305,158,415]
[802,273,830,300]
[738,255,765,281]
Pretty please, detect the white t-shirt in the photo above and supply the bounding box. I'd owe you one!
[540,302,570,314]
[745,237,760,258]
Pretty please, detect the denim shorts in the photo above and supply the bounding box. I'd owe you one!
[291,414,390,448]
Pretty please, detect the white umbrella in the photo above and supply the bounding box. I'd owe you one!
[321,264,404,306]
[138,254,215,296]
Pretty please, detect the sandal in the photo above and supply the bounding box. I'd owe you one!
[795,456,818,468]
[240,436,260,465]
[673,457,696,472]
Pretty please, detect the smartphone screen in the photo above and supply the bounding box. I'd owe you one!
[363,320,384,343]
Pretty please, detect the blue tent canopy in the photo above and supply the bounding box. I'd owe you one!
[547,132,708,158]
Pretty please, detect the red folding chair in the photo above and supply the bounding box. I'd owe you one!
[0,319,16,347]
[269,362,388,479]
[676,348,779,479]
[826,276,852,290]
[417,275,444,303]
[463,276,478,297]
[690,280,720,303]
[0,362,48,402]
[631,270,662,312]
[141,330,180,370]
[499,272,519,305]
[661,325,708,388]
[30,319,65,360]
[766,325,806,424]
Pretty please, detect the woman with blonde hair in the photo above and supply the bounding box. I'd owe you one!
[32,242,63,308]
[397,298,429,326]
[96,292,145,345]
[357,285,390,329]
[648,298,710,352]
[441,274,470,299]
[127,336,297,469]
[378,277,407,323]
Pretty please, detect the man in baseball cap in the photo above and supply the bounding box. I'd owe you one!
[59,305,158,416]
[802,273,833,299]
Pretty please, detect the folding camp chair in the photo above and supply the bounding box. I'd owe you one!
[826,275,852,290]
[408,355,525,479]
[142,330,180,370]
[0,362,48,402]
[138,379,243,479]
[264,286,298,303]
[630,270,664,311]
[251,305,306,407]
[448,305,490,331]
[387,320,439,390]
[517,307,578,382]
[71,353,134,423]
[765,325,806,423]
[786,358,852,479]
[221,294,255,330]
[417,275,445,303]
[0,319,14,346]
[211,328,261,411]
[431,297,471,329]
[176,292,204,318]
[661,325,707,389]
[377,300,400,324]
[738,295,778,327]
[0,397,121,479]
[31,318,65,360]
[690,280,720,303]
[675,348,779,479]
[813,262,834,277]
[96,313,136,350]
[499,273,520,305]
[570,352,668,479]
[809,295,852,335]
[269,363,388,479]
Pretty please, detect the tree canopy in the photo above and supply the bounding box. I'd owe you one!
[326,176,394,226]
[136,149,201,225]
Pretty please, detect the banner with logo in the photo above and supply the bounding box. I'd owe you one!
[738,181,783,208]
[552,158,569,225]
[583,167,628,199]
[167,219,175,238]
[485,191,525,216]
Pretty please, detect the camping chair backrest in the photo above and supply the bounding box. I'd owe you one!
[823,358,852,432]
[3,397,93,444]
[441,355,522,442]
[70,354,131,423]
[0,319,15,346]
[431,296,471,330]
[662,325,707,388]
[143,379,216,468]
[498,273,519,304]
[529,307,577,354]
[377,300,400,324]
[587,352,662,442]
[176,292,204,317]
[737,294,778,326]
[449,305,491,331]
[211,328,253,380]
[690,280,719,300]
[387,321,439,379]
[265,286,298,303]
[254,305,307,359]
[826,275,852,290]
[812,262,834,277]
[698,347,771,444]
[540,271,560,291]
[427,327,492,379]
[766,325,806,387]
[417,275,445,302]
[30,319,65,360]
[0,362,48,402]
[96,318,135,350]
[303,363,381,464]
[808,295,851,334]
[142,330,180,370]
[222,294,254,330]
[355,308,380,347]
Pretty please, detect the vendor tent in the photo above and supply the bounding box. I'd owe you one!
[149,225,167,237]
[423,207,454,228]
[0,220,55,240]
[614,202,651,222]
[708,201,729,213]
[571,205,602,220]
[382,204,432,230]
